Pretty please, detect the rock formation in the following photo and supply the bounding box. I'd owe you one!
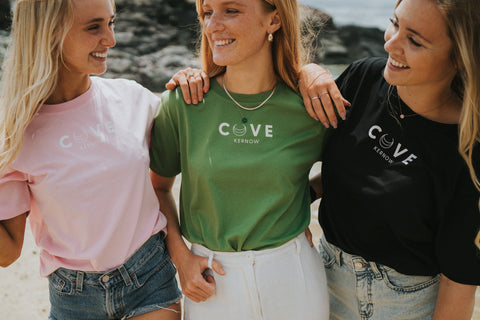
[0,1,386,90]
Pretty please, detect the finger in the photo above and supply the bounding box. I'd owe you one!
[184,275,215,300]
[319,93,337,129]
[178,76,193,104]
[330,90,347,121]
[211,259,226,276]
[194,76,204,102]
[185,290,210,303]
[203,273,216,284]
[188,76,200,105]
[311,96,330,128]
[190,75,206,104]
[201,71,210,94]
[305,228,314,247]
[303,93,318,122]
[165,79,177,91]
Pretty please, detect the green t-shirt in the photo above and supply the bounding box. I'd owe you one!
[150,78,327,251]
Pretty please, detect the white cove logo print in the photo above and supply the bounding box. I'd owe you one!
[218,122,273,145]
[368,125,418,165]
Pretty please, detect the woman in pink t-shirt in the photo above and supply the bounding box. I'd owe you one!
[0,0,182,319]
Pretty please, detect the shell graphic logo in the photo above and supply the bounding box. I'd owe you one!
[379,134,394,149]
[233,124,247,137]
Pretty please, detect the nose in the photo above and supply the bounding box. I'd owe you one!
[383,25,399,54]
[204,12,224,33]
[102,27,116,48]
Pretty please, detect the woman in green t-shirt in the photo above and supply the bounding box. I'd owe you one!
[149,0,333,319]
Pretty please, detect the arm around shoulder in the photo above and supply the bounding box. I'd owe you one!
[0,212,27,267]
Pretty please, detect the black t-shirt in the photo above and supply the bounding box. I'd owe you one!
[320,57,480,285]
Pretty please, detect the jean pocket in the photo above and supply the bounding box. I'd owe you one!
[381,266,441,293]
[318,236,337,269]
[131,249,176,289]
[48,270,74,296]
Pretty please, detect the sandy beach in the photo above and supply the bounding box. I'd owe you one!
[1,163,479,319]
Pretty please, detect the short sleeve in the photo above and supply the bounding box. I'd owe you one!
[149,89,181,177]
[436,164,480,285]
[0,169,31,220]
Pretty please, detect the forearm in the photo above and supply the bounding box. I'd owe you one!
[432,274,476,320]
[309,172,323,202]
[0,213,27,267]
[150,172,190,263]
[156,187,191,263]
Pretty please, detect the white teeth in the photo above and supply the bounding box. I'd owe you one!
[91,52,107,58]
[214,39,234,46]
[390,58,408,68]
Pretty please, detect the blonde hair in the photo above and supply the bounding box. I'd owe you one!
[0,0,74,173]
[0,0,116,173]
[396,0,480,245]
[195,0,305,91]
[439,0,480,248]
[437,1,480,191]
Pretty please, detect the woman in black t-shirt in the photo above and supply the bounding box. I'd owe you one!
[302,0,480,319]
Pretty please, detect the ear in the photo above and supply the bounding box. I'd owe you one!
[268,10,281,34]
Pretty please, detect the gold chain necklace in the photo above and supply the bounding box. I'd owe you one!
[222,76,276,123]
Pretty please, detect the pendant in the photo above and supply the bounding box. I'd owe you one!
[242,117,248,123]
[400,114,405,119]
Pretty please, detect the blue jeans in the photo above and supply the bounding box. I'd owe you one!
[319,235,440,320]
[48,232,182,320]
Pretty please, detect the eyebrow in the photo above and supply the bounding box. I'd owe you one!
[84,15,116,25]
[394,13,432,44]
[202,1,247,8]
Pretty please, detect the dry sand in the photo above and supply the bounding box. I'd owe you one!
[1,163,479,319]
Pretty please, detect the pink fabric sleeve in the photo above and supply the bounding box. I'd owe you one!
[0,170,30,220]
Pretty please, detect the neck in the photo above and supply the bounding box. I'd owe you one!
[46,71,91,104]
[397,85,462,124]
[220,57,277,94]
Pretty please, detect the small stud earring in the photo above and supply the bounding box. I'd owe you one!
[268,33,274,42]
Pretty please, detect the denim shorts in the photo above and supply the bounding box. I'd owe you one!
[319,234,440,320]
[48,232,182,320]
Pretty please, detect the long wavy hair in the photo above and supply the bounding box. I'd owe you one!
[395,0,480,246]
[195,0,305,91]
[0,0,115,174]
[0,0,74,173]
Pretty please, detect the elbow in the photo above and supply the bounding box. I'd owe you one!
[0,250,22,268]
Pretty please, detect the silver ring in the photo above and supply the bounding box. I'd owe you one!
[319,92,329,97]
[186,72,194,78]
[311,96,320,100]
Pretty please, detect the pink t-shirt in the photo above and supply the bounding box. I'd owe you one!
[0,77,167,276]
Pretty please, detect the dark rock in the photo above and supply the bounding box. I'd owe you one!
[0,0,10,30]
[0,1,386,90]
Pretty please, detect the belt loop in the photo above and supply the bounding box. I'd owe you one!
[208,253,214,269]
[76,271,84,292]
[369,262,383,280]
[335,248,342,267]
[118,265,133,286]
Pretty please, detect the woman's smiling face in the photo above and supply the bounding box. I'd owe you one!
[383,0,457,90]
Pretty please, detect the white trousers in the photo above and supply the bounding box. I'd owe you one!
[184,233,329,320]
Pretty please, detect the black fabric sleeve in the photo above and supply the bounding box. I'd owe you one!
[436,163,480,285]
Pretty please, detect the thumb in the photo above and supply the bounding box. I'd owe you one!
[211,259,226,276]
[165,79,177,91]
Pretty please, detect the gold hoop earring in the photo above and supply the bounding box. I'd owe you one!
[268,33,274,42]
